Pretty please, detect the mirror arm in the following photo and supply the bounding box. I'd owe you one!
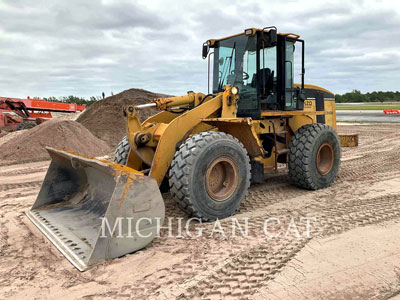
[300,39,305,90]
[207,52,214,94]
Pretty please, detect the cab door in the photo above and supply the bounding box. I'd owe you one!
[277,36,302,111]
[284,40,295,110]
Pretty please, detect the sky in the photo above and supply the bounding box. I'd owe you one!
[0,0,399,98]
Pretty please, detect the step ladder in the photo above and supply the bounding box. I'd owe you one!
[268,120,289,172]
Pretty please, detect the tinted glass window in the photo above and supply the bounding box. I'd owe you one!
[285,41,295,108]
[213,35,256,99]
[260,46,277,77]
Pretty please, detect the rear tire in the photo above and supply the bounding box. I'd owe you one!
[17,122,36,130]
[169,131,251,221]
[114,136,130,165]
[288,123,341,190]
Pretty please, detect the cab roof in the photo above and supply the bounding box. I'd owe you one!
[208,27,300,46]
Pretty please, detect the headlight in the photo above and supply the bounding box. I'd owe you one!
[231,86,239,95]
[244,28,253,36]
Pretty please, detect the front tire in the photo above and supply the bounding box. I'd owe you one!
[114,136,130,165]
[169,131,251,221]
[288,123,341,190]
[113,136,170,193]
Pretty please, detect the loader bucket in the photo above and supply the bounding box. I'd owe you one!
[27,147,165,271]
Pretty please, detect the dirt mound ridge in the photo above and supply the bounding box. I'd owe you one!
[77,88,168,148]
[0,119,111,163]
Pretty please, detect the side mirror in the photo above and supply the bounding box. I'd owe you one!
[268,29,277,45]
[296,87,305,110]
[262,29,277,47]
[269,29,278,45]
[202,42,210,59]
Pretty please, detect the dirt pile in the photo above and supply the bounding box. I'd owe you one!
[77,88,168,148]
[0,119,111,163]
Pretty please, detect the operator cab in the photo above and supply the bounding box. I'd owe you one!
[203,27,305,119]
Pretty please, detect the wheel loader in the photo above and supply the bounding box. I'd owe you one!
[27,27,357,271]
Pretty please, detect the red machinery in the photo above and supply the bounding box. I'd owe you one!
[0,97,86,134]
[384,109,400,115]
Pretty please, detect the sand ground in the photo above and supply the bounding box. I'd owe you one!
[1,124,400,299]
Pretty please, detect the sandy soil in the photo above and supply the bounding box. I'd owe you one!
[252,221,400,300]
[1,124,400,299]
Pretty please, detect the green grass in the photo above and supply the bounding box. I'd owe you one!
[336,102,400,110]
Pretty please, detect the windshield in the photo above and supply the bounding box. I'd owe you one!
[212,35,257,94]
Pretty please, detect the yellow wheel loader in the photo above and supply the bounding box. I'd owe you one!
[27,27,357,271]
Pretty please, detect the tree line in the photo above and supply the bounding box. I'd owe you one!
[40,90,400,105]
[335,90,400,103]
[43,95,102,106]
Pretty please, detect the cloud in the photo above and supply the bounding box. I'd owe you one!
[0,0,399,98]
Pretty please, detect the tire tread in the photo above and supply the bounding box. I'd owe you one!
[288,123,340,190]
[114,136,130,165]
[169,131,251,221]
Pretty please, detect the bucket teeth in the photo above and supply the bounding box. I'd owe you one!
[27,147,165,271]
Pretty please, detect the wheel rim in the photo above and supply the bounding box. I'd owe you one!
[206,157,238,201]
[316,143,334,175]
